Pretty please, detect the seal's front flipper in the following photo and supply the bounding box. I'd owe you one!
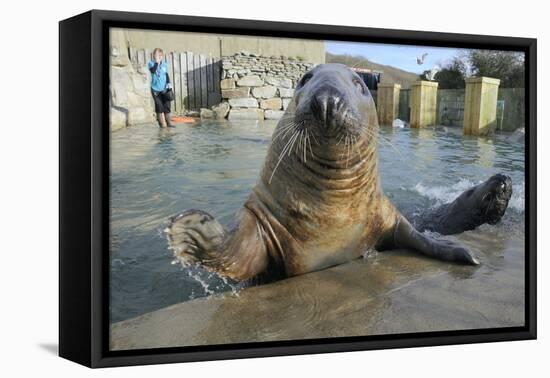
[393,216,480,265]
[168,208,269,281]
[168,209,226,265]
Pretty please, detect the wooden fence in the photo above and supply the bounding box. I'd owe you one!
[129,48,222,113]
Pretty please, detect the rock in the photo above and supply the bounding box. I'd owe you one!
[228,108,264,120]
[260,98,282,110]
[222,87,250,99]
[220,78,236,90]
[392,119,409,128]
[127,107,149,125]
[110,76,131,107]
[506,127,525,143]
[136,66,149,75]
[110,49,130,67]
[237,75,264,87]
[212,102,230,119]
[200,108,215,119]
[186,110,200,117]
[252,85,277,99]
[127,92,145,107]
[228,97,259,108]
[278,88,295,98]
[282,98,292,110]
[264,110,285,120]
[265,76,292,89]
[130,74,150,96]
[110,107,127,131]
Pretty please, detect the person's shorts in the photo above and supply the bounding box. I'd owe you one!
[151,90,171,113]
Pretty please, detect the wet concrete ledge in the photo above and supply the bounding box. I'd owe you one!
[111,231,524,351]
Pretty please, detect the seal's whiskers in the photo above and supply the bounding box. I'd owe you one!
[353,135,362,161]
[346,135,352,168]
[359,126,405,161]
[269,130,301,184]
[271,122,297,142]
[306,130,315,160]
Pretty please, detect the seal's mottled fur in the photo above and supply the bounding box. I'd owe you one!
[168,64,479,282]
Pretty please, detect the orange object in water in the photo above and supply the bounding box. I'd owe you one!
[171,116,197,124]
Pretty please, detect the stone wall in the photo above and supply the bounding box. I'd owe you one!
[203,52,316,121]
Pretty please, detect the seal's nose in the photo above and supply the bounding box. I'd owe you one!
[310,86,343,125]
[490,174,513,197]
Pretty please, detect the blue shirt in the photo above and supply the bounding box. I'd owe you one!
[147,60,169,92]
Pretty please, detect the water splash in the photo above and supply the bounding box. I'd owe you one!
[414,179,478,207]
[508,180,525,212]
[413,179,525,212]
[164,226,243,298]
[362,247,378,259]
[185,267,215,296]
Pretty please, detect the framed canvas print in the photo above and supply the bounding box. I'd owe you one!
[59,10,536,368]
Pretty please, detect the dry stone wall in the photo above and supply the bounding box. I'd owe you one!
[200,51,316,121]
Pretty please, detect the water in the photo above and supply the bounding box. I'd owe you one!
[110,121,525,325]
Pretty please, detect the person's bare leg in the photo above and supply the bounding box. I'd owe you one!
[157,112,167,128]
[165,112,173,127]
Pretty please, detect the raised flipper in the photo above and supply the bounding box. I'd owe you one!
[167,208,270,281]
[393,215,480,265]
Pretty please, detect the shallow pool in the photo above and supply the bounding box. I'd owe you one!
[110,120,525,324]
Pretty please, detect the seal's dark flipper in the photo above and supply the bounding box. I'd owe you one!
[394,216,480,265]
[168,209,269,281]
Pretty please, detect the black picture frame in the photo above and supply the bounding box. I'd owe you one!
[59,9,537,368]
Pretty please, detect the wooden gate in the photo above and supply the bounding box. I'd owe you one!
[129,48,222,113]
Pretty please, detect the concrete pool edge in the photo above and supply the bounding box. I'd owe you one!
[110,245,525,351]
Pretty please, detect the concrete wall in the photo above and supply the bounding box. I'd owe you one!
[437,89,465,127]
[498,88,525,131]
[113,28,325,63]
[387,87,524,131]
[435,88,524,131]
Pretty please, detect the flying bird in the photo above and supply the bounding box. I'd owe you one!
[424,66,440,81]
[416,53,428,65]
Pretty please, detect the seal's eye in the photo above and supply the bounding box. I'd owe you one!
[298,73,313,87]
[353,79,366,94]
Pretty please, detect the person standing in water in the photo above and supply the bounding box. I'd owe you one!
[148,48,173,128]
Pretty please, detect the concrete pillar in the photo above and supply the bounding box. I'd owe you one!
[463,77,501,136]
[410,81,438,128]
[377,83,401,126]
